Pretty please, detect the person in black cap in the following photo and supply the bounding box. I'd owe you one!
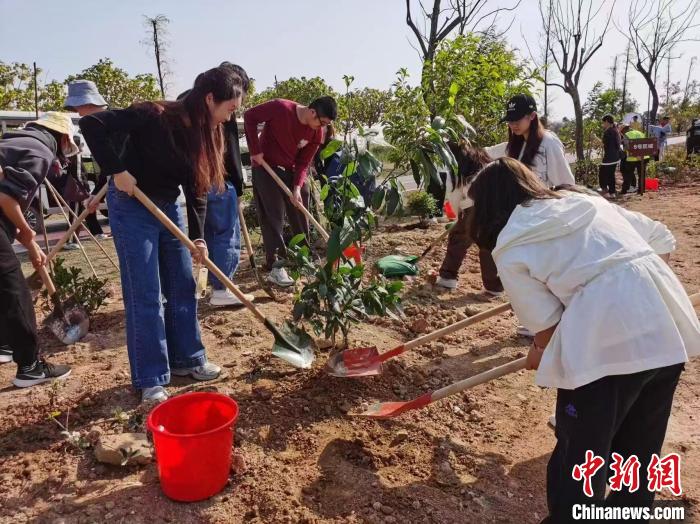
[501,94,575,188]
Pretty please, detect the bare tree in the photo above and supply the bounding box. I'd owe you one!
[684,56,698,104]
[540,0,613,161]
[609,55,618,90]
[619,0,700,125]
[621,42,631,114]
[405,0,522,116]
[142,14,171,98]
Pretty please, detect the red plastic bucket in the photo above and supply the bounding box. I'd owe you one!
[444,201,457,220]
[147,392,239,502]
[645,178,659,191]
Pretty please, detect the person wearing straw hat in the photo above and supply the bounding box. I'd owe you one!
[0,112,77,386]
[63,80,111,246]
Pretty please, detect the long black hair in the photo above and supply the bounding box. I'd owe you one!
[505,113,545,168]
[467,157,562,251]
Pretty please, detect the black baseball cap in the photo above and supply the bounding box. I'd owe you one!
[501,94,537,123]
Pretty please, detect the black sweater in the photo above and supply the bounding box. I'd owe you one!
[79,105,207,239]
[601,126,622,164]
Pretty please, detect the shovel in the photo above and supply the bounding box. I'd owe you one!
[354,356,527,419]
[327,302,512,377]
[27,184,110,289]
[37,265,89,345]
[133,187,314,369]
[237,204,279,301]
[259,159,330,241]
[375,223,453,278]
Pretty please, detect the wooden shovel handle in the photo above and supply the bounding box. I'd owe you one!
[37,265,57,295]
[237,204,255,262]
[45,183,109,263]
[259,160,330,241]
[405,302,512,351]
[132,187,266,324]
[431,357,527,403]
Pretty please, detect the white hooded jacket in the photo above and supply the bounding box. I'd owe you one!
[492,192,699,389]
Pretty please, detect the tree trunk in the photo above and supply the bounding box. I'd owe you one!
[570,88,585,161]
[639,68,659,125]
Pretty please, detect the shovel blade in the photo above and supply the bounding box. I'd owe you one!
[325,347,383,377]
[269,320,315,369]
[354,392,433,419]
[45,302,89,345]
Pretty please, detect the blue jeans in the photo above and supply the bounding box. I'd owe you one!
[107,183,206,389]
[204,182,240,290]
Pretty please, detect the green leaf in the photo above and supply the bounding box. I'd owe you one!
[386,186,401,216]
[289,233,306,248]
[319,184,330,201]
[320,139,343,161]
[371,187,386,210]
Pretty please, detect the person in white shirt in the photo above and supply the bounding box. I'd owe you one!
[501,94,575,188]
[435,144,502,294]
[467,157,699,523]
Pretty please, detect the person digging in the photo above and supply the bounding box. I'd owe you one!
[0,112,78,387]
[243,95,337,287]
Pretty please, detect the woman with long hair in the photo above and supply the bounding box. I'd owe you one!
[468,157,699,522]
[434,142,502,295]
[503,94,575,188]
[80,66,244,402]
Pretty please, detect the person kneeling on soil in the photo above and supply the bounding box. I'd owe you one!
[468,157,699,523]
[435,143,503,297]
[244,95,337,287]
[80,66,245,403]
[0,112,78,386]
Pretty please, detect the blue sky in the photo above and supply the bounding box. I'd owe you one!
[1,0,697,121]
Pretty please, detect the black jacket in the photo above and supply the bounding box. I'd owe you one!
[601,126,621,164]
[223,119,245,196]
[0,127,58,238]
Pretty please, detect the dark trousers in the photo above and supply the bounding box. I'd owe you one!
[438,208,503,292]
[598,164,617,195]
[252,166,310,268]
[622,161,643,193]
[545,363,684,524]
[70,202,104,236]
[0,226,39,368]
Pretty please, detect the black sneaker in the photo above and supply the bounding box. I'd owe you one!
[0,345,12,364]
[13,359,71,388]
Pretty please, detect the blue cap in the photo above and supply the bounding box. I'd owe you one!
[64,80,107,110]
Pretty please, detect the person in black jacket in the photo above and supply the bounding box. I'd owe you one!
[80,66,244,403]
[179,62,253,307]
[0,112,77,387]
[599,114,621,198]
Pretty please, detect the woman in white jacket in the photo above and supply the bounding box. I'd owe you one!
[468,157,699,523]
[502,94,575,188]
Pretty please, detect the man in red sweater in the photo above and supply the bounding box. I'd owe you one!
[244,96,337,286]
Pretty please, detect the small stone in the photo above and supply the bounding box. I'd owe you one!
[231,329,245,337]
[410,318,430,333]
[507,491,514,499]
[94,433,152,466]
[105,501,115,510]
[372,502,382,511]
[391,430,409,446]
[380,505,393,515]
[316,338,334,350]
[469,410,484,422]
[464,306,481,317]
[252,380,274,401]
[412,500,421,510]
[516,394,527,402]
[231,450,247,475]
[384,517,396,523]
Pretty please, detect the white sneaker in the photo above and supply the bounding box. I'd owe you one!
[171,361,222,381]
[484,289,504,297]
[267,267,294,287]
[435,276,457,289]
[142,386,168,403]
[95,233,111,240]
[516,325,535,337]
[63,243,80,251]
[209,289,254,307]
[548,414,556,430]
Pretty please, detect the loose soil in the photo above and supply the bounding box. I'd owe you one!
[1,184,698,524]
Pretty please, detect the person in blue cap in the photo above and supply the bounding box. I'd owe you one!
[63,80,110,244]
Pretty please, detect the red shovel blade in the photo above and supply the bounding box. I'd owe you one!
[326,346,383,377]
[353,392,433,419]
